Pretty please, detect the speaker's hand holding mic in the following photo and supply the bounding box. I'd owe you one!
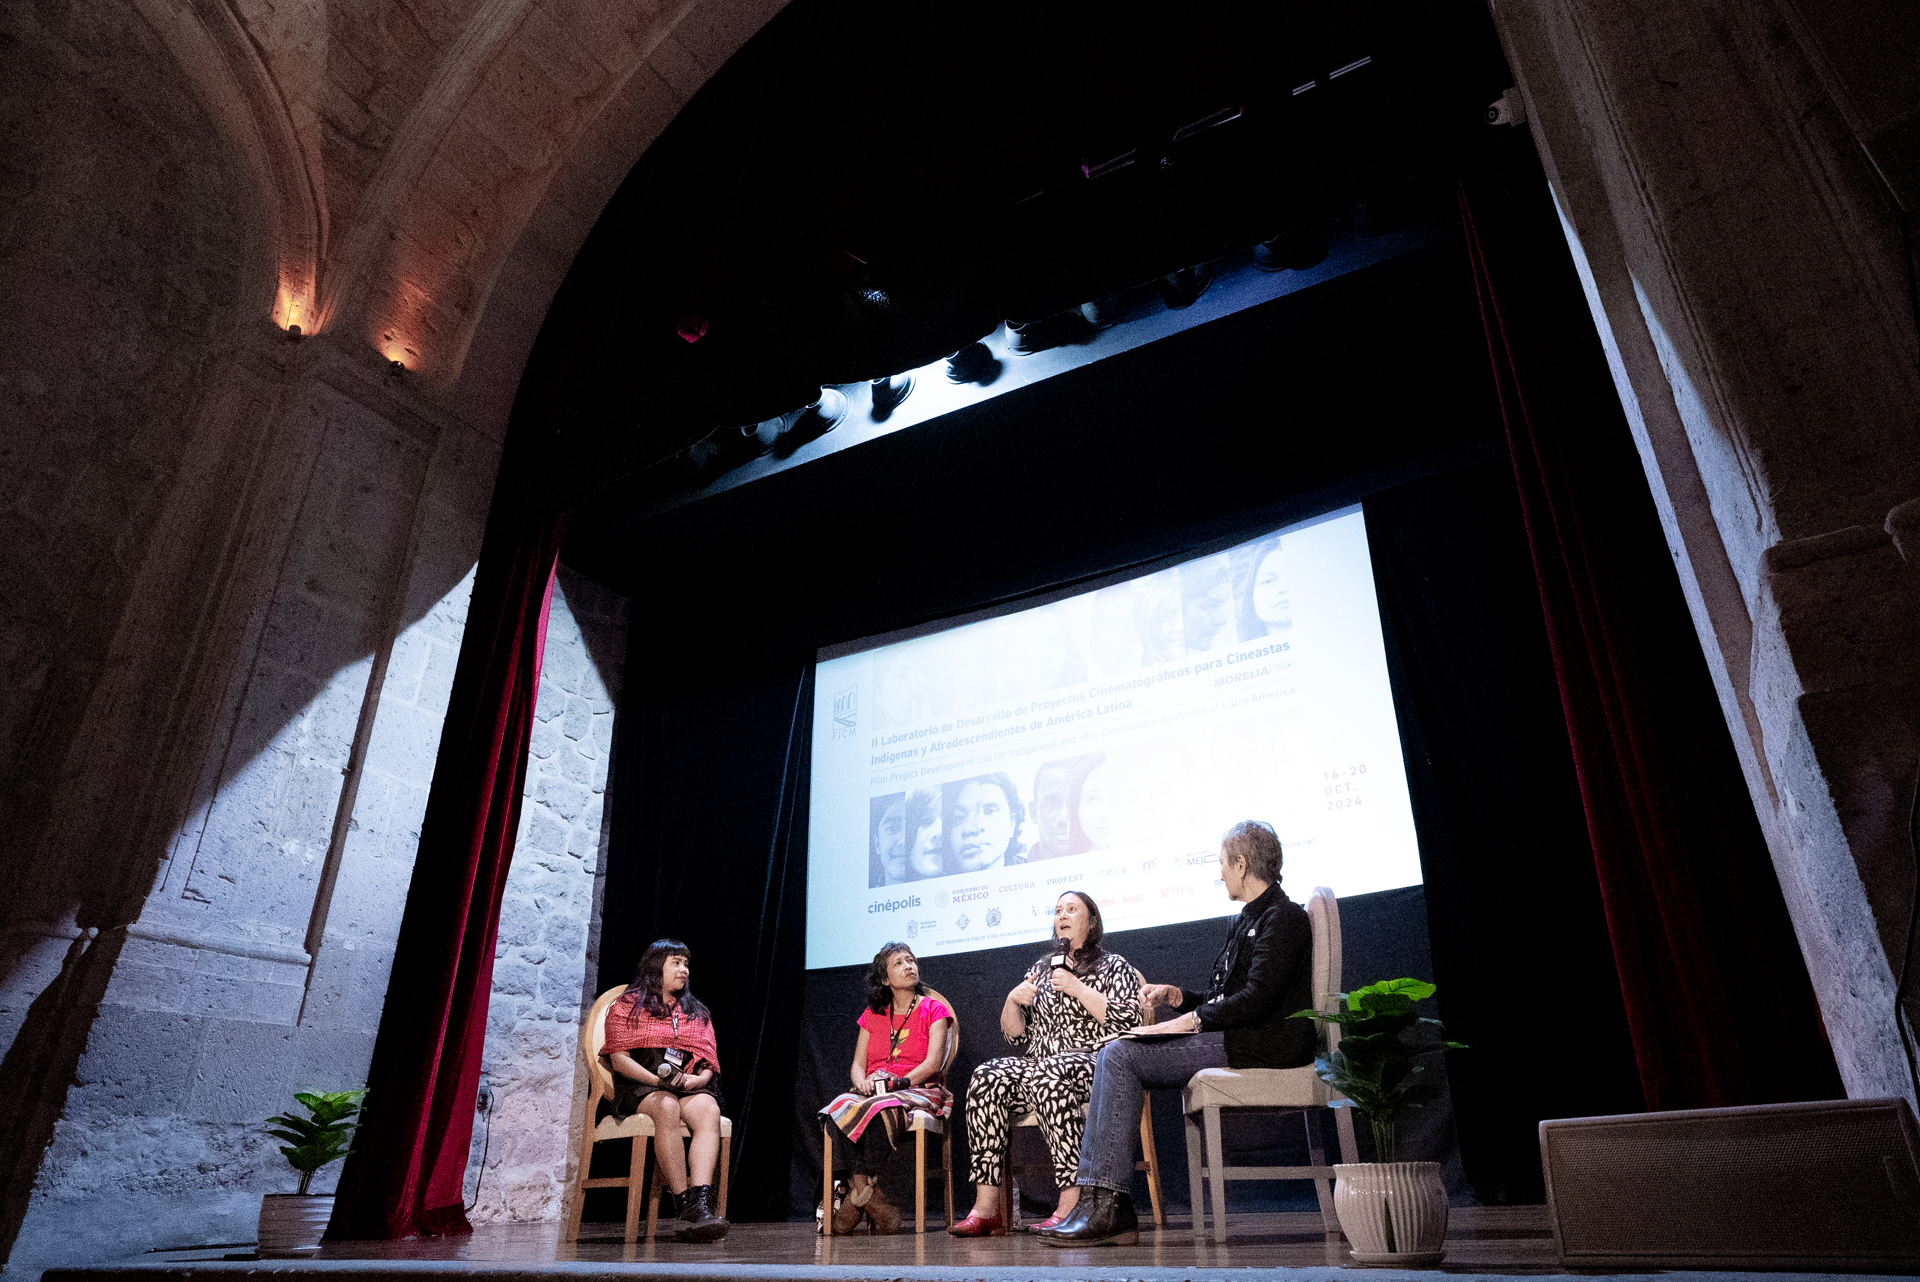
[1050,948,1080,996]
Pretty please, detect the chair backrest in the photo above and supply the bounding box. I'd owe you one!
[1135,967,1156,1027]
[581,984,628,1105]
[922,986,959,1081]
[1306,887,1343,1056]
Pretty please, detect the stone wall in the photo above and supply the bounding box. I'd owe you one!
[463,569,629,1224]
[0,336,499,1278]
[1494,0,1920,1102]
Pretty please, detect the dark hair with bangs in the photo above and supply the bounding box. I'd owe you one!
[630,938,711,1020]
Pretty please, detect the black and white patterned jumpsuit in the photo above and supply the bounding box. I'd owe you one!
[963,952,1140,1188]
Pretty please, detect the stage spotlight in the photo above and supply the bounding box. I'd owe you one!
[1253,227,1328,273]
[1005,310,1097,355]
[946,342,1001,386]
[741,418,781,458]
[869,373,914,421]
[1159,264,1214,310]
[1079,294,1127,330]
[771,386,849,458]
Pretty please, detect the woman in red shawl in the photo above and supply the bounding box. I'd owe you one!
[601,939,728,1242]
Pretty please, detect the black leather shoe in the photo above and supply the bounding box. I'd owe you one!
[675,1184,730,1242]
[1034,1189,1093,1239]
[1039,1186,1138,1247]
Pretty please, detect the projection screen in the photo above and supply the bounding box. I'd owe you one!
[804,504,1420,968]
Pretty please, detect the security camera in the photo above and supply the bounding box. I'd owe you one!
[1487,88,1527,127]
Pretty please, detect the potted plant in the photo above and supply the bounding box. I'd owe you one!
[258,1088,366,1257]
[1293,978,1464,1265]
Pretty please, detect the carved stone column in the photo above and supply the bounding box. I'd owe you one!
[1492,0,1920,1100]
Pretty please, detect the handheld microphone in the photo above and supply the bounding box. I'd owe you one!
[1050,943,1072,974]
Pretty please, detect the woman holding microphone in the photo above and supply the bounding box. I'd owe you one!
[949,891,1140,1236]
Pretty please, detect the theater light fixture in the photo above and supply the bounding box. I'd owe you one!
[1254,227,1328,273]
[870,373,914,421]
[1159,264,1214,310]
[1079,294,1126,330]
[946,341,1001,386]
[1006,310,1096,356]
[771,387,849,459]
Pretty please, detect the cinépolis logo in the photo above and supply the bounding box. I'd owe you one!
[868,895,921,915]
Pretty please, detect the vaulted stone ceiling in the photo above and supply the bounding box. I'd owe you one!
[131,0,791,393]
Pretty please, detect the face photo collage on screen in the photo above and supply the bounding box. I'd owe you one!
[806,506,1421,968]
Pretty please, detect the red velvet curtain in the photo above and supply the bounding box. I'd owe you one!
[1455,172,1844,1111]
[329,513,567,1238]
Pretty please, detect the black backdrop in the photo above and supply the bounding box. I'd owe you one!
[587,239,1652,1220]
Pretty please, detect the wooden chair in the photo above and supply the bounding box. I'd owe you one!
[1182,885,1358,1243]
[563,985,732,1244]
[995,969,1165,1229]
[820,986,958,1235]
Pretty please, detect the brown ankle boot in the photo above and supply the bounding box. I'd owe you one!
[864,1185,901,1235]
[831,1182,868,1234]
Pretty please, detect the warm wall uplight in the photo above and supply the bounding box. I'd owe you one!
[273,281,316,336]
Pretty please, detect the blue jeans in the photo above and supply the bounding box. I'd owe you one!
[1077,1031,1229,1193]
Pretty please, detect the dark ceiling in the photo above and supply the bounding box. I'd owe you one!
[502,0,1515,521]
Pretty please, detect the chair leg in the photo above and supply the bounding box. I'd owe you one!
[565,1109,596,1243]
[943,1130,954,1227]
[1184,1112,1206,1241]
[1305,1109,1337,1232]
[718,1134,730,1218]
[915,1127,927,1234]
[1203,1105,1229,1245]
[822,1123,834,1238]
[645,1152,665,1242]
[1137,1092,1165,1229]
[1334,1105,1359,1165]
[624,1136,646,1245]
[997,1170,1011,1229]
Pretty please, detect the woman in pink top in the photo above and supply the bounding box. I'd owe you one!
[818,942,953,1233]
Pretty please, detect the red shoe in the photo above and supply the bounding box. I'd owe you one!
[947,1210,1005,1237]
[1025,1212,1066,1233]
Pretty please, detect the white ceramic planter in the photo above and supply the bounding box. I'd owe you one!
[258,1193,334,1257]
[1331,1162,1447,1265]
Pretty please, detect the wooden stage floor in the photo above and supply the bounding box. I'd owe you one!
[47,1211,1918,1282]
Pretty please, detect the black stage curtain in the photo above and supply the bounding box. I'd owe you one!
[598,461,1666,1219]
[593,656,814,1222]
[1364,463,1644,1203]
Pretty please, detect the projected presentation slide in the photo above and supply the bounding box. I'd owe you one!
[804,505,1421,968]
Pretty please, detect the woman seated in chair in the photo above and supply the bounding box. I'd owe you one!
[601,938,730,1242]
[819,942,953,1233]
[950,891,1140,1236]
[1039,820,1313,1247]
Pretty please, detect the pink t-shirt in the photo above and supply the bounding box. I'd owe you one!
[857,994,953,1081]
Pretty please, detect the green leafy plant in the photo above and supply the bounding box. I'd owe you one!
[265,1089,367,1194]
[1292,978,1464,1164]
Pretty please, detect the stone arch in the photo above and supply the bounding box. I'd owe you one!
[331,0,795,407]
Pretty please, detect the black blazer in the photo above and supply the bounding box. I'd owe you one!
[1175,883,1315,1069]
